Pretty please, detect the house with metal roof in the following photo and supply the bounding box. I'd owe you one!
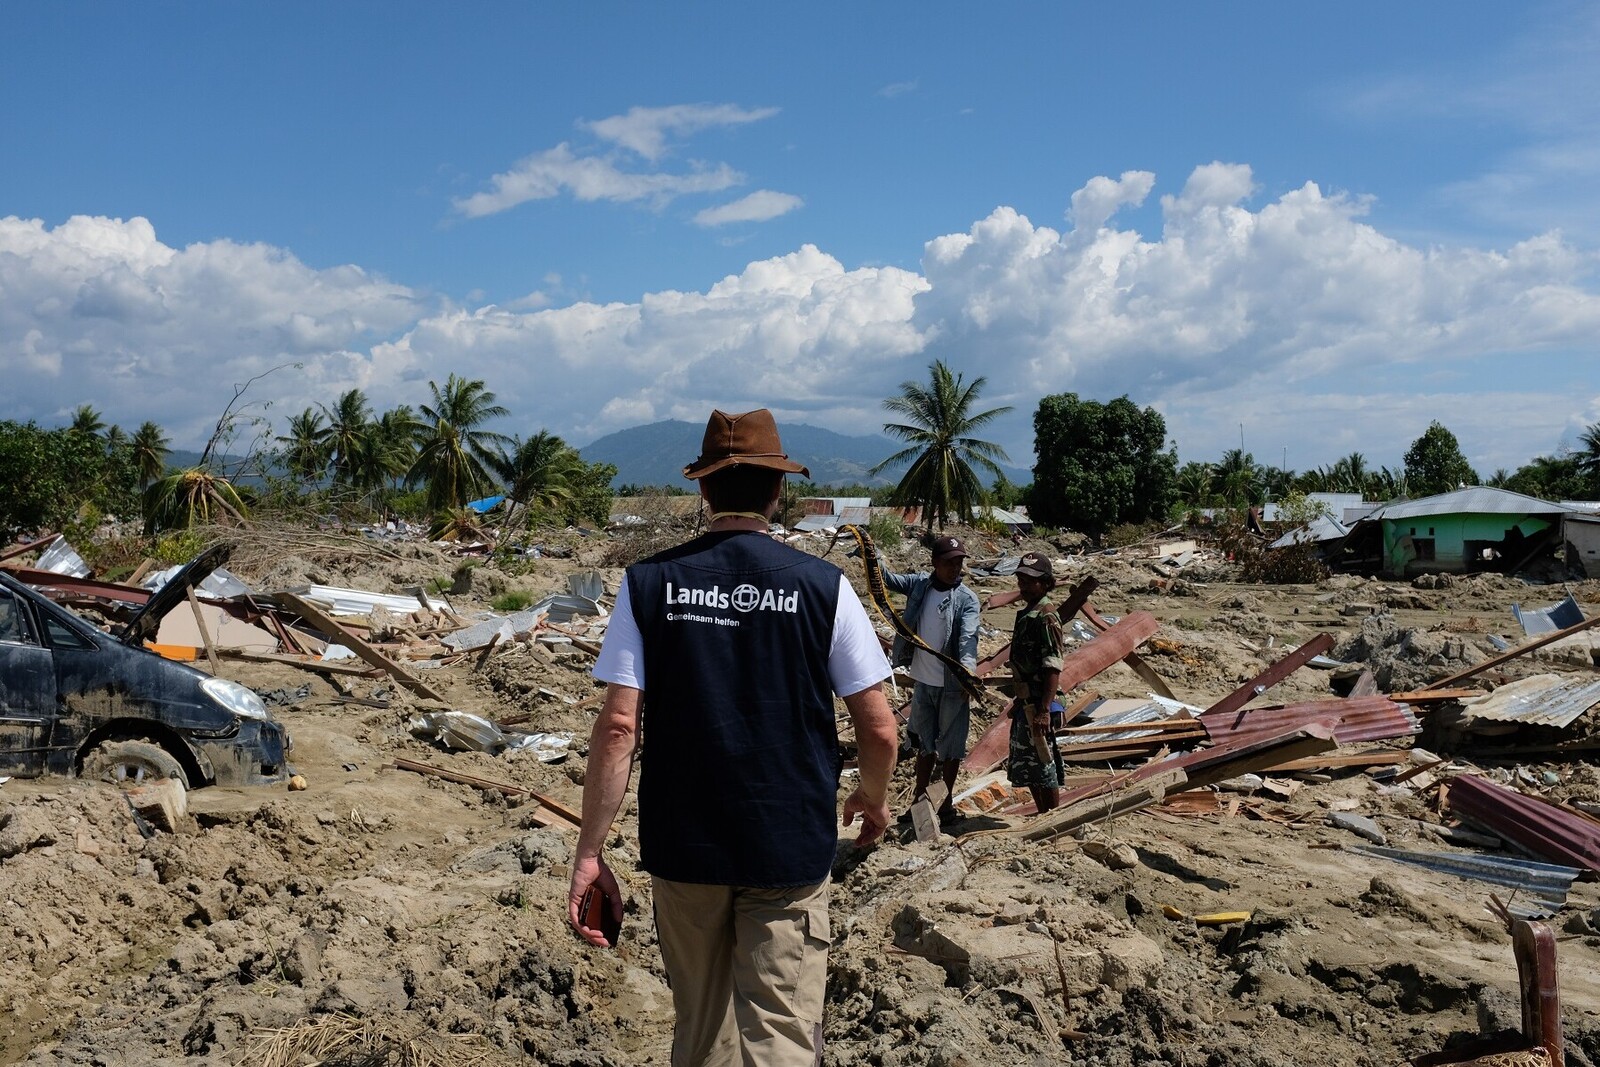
[1334,486,1571,578]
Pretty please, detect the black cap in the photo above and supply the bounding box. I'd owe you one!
[1015,552,1053,579]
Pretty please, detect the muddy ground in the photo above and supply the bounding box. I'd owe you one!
[4,524,1600,1066]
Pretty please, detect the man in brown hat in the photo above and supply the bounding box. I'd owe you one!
[569,408,898,1067]
[882,534,980,827]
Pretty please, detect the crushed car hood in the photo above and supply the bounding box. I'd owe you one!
[117,543,233,647]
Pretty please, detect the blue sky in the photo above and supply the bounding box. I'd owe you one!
[3,2,1598,482]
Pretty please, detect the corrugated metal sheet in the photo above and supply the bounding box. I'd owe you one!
[1200,696,1419,745]
[1366,486,1568,521]
[1347,844,1578,917]
[1065,696,1202,744]
[1459,674,1600,728]
[1512,595,1585,636]
[1446,774,1600,875]
[283,584,452,617]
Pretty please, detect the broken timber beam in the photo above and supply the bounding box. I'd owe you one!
[1080,601,1176,700]
[1204,633,1336,722]
[1021,768,1188,842]
[275,593,447,702]
[392,757,582,831]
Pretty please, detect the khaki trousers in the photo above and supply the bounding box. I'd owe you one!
[651,876,831,1067]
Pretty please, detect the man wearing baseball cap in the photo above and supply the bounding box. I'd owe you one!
[1008,552,1064,813]
[570,408,898,1066]
[882,534,981,827]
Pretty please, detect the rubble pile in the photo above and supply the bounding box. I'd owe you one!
[3,522,1600,1066]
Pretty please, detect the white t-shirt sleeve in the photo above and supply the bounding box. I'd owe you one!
[595,572,889,697]
[593,577,644,689]
[829,573,891,697]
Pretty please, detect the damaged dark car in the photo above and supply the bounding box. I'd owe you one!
[0,544,291,789]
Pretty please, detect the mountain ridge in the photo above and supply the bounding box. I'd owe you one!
[577,419,1032,490]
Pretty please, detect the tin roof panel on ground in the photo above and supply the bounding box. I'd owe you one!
[1447,774,1600,875]
[1348,844,1578,917]
[1460,674,1600,728]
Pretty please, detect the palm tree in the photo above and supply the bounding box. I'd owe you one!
[276,408,329,484]
[69,404,106,438]
[1176,461,1215,508]
[870,360,1012,532]
[318,389,373,486]
[1212,448,1261,509]
[1328,452,1368,494]
[143,468,250,533]
[489,431,582,535]
[370,405,421,493]
[1577,422,1600,496]
[407,375,512,511]
[131,421,171,490]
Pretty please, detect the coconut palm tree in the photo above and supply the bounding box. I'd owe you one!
[318,389,373,486]
[369,405,421,492]
[1212,448,1261,509]
[870,360,1012,532]
[130,421,171,490]
[407,375,512,511]
[69,404,106,438]
[276,408,329,484]
[143,468,250,533]
[489,431,582,535]
[1577,422,1600,497]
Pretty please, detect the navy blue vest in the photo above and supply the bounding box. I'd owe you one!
[627,531,844,886]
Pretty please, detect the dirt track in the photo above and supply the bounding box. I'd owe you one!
[4,527,1600,1066]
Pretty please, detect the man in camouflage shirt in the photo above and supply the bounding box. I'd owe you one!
[1007,552,1064,813]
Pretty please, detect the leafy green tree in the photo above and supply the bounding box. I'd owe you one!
[870,360,1012,532]
[370,405,421,493]
[989,472,1028,510]
[1504,454,1585,501]
[562,459,619,527]
[407,374,512,511]
[1403,421,1478,497]
[1031,394,1176,540]
[0,420,141,537]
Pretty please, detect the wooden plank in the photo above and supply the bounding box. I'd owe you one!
[217,647,382,676]
[275,592,447,702]
[1204,633,1336,721]
[1021,768,1188,842]
[1386,687,1480,703]
[1172,724,1339,792]
[185,584,221,675]
[1262,749,1409,772]
[391,757,582,831]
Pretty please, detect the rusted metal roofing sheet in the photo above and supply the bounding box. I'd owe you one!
[1459,674,1600,728]
[1446,774,1600,876]
[1201,695,1419,746]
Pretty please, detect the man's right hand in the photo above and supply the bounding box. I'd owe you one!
[841,787,891,848]
[568,853,623,947]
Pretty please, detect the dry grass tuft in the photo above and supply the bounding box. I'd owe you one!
[239,1012,495,1067]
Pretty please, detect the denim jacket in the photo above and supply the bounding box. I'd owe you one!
[882,570,980,681]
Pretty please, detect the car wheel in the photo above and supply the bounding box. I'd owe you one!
[82,740,191,790]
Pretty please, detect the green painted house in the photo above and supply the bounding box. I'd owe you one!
[1335,487,1570,578]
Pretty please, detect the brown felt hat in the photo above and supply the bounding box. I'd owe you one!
[683,408,810,481]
